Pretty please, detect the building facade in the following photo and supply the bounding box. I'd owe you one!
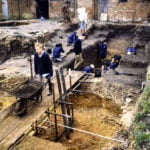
[0,0,150,22]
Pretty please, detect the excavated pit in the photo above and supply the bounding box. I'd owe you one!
[0,22,150,149]
[82,24,135,68]
[34,93,123,150]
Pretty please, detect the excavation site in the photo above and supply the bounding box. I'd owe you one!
[0,0,150,150]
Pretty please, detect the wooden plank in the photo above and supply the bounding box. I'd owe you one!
[0,71,84,149]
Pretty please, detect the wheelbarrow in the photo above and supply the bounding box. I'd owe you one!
[11,79,43,116]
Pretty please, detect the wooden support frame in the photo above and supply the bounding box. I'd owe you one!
[60,67,72,128]
[52,83,59,141]
[57,102,73,105]
[56,69,69,139]
[46,112,71,118]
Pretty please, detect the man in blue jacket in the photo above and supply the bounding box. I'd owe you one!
[73,37,85,69]
[34,42,53,95]
[98,42,107,61]
[52,43,64,62]
[109,58,117,70]
[126,47,136,55]
[113,54,122,67]
[67,32,78,45]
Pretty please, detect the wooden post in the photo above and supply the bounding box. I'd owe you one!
[68,68,74,123]
[29,55,33,79]
[68,68,72,90]
[56,69,69,139]
[52,83,58,141]
[60,67,73,131]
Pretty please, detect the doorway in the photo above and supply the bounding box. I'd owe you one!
[36,0,49,19]
[97,0,109,20]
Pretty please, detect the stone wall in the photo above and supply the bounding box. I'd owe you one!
[108,0,150,22]
[77,0,95,19]
[49,0,63,18]
[76,0,150,22]
[0,1,2,19]
[0,0,150,22]
[0,0,35,19]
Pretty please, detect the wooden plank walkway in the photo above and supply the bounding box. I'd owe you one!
[0,71,85,150]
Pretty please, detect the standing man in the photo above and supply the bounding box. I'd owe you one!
[73,36,85,69]
[80,21,87,33]
[98,42,107,64]
[34,42,53,95]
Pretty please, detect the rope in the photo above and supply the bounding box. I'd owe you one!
[49,121,126,143]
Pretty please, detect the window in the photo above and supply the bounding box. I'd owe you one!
[119,0,128,2]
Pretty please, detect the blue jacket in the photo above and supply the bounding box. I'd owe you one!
[98,43,107,58]
[67,32,77,44]
[34,51,53,76]
[110,62,117,69]
[83,66,92,73]
[52,44,64,58]
[126,47,136,52]
[74,39,82,55]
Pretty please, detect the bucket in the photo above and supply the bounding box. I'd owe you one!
[94,68,101,77]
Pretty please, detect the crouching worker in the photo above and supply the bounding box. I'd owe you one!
[52,43,64,62]
[101,60,110,73]
[113,54,122,67]
[126,47,136,55]
[83,64,94,73]
[67,32,78,46]
[34,42,53,96]
[109,58,118,70]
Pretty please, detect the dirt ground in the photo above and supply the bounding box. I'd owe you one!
[0,91,16,111]
[107,39,131,59]
[34,93,123,150]
[0,21,142,149]
[13,135,67,150]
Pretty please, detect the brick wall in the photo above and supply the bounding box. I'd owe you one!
[108,0,150,22]
[0,0,35,19]
[49,0,63,18]
[77,0,95,19]
[76,0,150,22]
[0,1,2,18]
[0,0,150,22]
[20,0,36,19]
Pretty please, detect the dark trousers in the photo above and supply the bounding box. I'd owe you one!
[46,76,52,92]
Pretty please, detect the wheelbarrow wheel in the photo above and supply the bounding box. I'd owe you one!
[13,99,27,117]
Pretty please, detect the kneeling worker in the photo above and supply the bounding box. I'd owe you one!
[67,32,78,45]
[109,58,118,70]
[83,64,94,73]
[52,43,64,62]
